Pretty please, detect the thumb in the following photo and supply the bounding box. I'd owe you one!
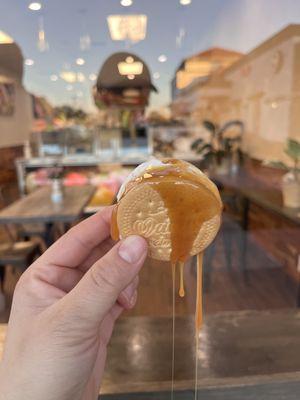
[63,236,147,329]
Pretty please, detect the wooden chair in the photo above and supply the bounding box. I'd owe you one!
[0,225,41,291]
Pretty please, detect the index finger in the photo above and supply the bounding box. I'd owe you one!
[38,206,114,269]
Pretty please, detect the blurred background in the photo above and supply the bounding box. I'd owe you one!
[0,1,300,399]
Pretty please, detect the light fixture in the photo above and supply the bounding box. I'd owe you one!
[271,102,278,109]
[121,0,133,6]
[127,74,135,80]
[77,72,86,82]
[28,2,42,11]
[118,59,143,76]
[60,71,77,83]
[37,16,49,52]
[66,85,73,91]
[89,73,97,81]
[107,15,147,43]
[25,59,34,66]
[76,57,85,66]
[180,0,192,5]
[153,72,160,79]
[50,74,58,81]
[158,54,167,63]
[0,31,14,44]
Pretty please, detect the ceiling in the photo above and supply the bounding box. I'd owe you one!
[0,0,299,112]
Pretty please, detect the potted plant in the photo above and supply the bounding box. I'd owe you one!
[281,139,300,208]
[191,120,244,175]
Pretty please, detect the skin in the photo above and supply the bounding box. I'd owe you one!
[0,206,148,400]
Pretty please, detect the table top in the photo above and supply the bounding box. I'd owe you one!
[1,310,300,396]
[101,310,300,395]
[213,172,300,226]
[0,185,95,224]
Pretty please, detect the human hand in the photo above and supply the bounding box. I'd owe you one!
[0,207,148,400]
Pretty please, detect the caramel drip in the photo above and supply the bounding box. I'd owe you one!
[179,262,185,297]
[194,252,203,400]
[171,262,176,400]
[111,205,120,241]
[195,253,203,332]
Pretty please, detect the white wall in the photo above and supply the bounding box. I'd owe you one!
[0,82,33,148]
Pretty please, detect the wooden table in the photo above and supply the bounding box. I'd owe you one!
[212,172,300,305]
[0,185,95,246]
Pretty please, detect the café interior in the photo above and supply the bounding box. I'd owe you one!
[0,1,300,399]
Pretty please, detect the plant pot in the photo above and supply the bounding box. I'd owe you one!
[282,172,300,208]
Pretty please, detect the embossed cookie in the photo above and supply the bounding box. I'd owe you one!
[111,159,222,262]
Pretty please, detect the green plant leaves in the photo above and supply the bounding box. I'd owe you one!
[285,139,300,161]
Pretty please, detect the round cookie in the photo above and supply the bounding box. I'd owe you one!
[116,180,221,261]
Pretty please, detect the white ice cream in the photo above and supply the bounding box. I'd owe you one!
[117,158,165,201]
[117,157,205,201]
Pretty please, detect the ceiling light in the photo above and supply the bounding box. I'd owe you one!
[60,71,77,83]
[66,85,73,91]
[107,15,147,43]
[25,59,34,66]
[28,2,42,11]
[50,74,58,81]
[118,60,143,76]
[76,58,85,66]
[89,73,97,81]
[121,0,133,6]
[153,72,160,79]
[180,0,192,5]
[0,31,14,44]
[127,74,135,80]
[158,54,167,63]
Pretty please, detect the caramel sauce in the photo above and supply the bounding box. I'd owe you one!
[179,262,185,297]
[111,205,120,241]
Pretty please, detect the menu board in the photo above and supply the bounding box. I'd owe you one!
[0,83,15,116]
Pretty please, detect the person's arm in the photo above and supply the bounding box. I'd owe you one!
[0,207,148,400]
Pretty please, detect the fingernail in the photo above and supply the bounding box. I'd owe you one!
[119,236,147,264]
[129,290,138,308]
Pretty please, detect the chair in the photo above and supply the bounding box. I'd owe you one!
[0,225,41,291]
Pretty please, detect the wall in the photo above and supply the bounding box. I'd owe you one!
[224,35,297,162]
[0,82,32,148]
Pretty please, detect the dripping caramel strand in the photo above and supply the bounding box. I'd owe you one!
[179,262,185,298]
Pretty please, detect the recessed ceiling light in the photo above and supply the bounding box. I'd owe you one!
[66,85,73,91]
[127,74,135,80]
[76,58,85,66]
[121,0,133,6]
[89,73,97,81]
[158,54,167,63]
[28,2,42,11]
[50,74,58,81]
[25,58,34,66]
[180,0,192,5]
[153,72,160,79]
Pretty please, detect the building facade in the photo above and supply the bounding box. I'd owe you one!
[171,25,300,162]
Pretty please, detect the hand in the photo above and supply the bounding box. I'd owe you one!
[0,207,148,400]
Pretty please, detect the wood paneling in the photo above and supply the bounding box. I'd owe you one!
[0,145,23,185]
